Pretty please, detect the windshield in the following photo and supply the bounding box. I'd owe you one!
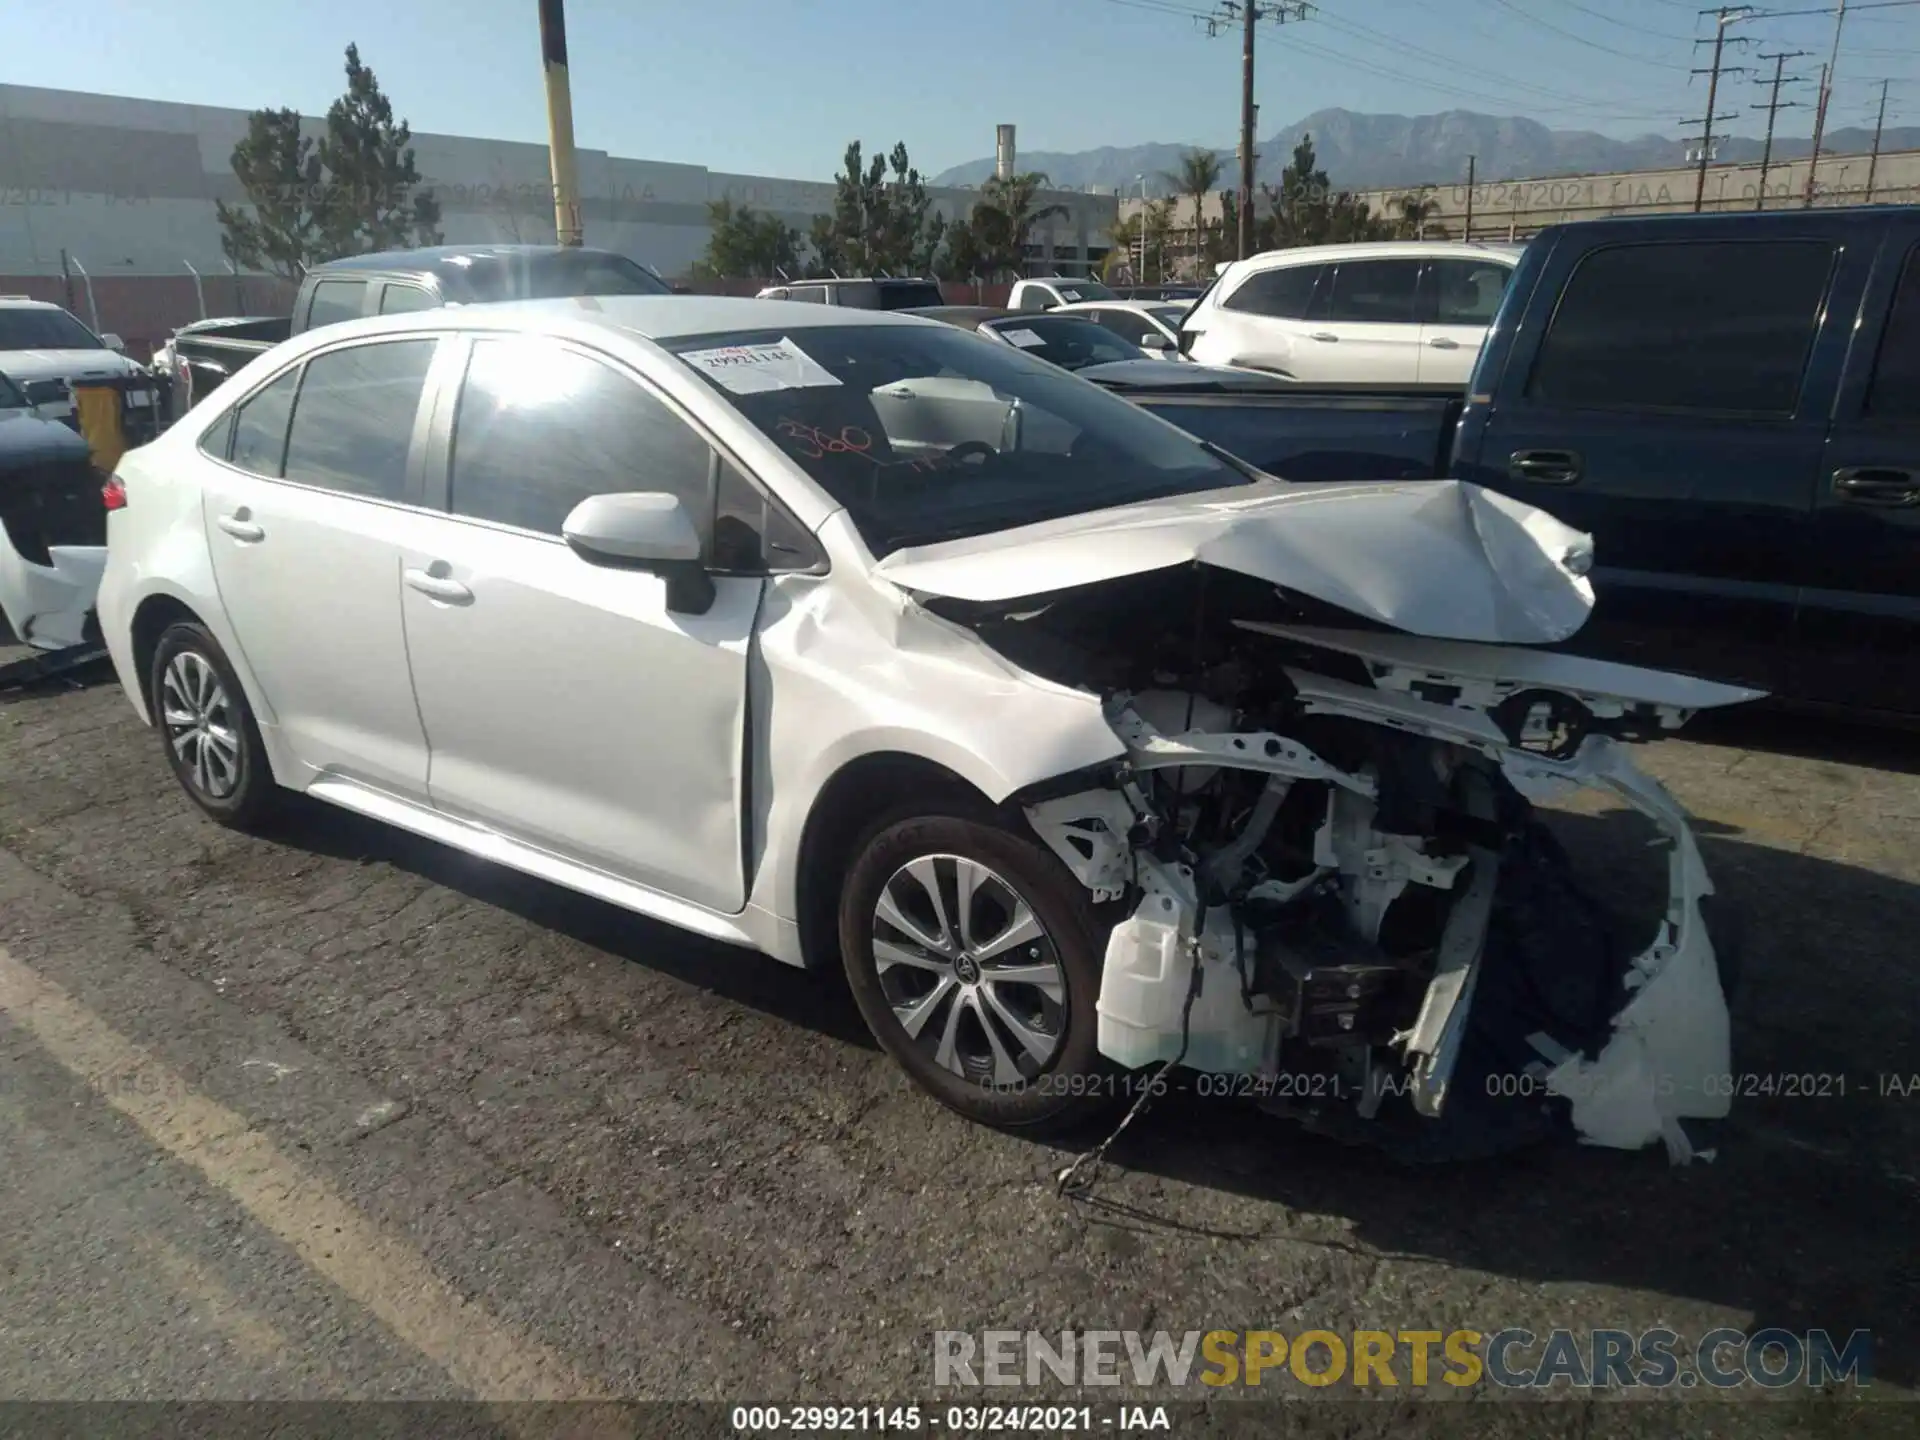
[663,323,1250,556]
[1149,305,1189,327]
[0,307,105,351]
[1050,279,1116,303]
[876,281,945,310]
[985,316,1147,371]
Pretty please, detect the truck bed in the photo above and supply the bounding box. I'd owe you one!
[1113,381,1463,483]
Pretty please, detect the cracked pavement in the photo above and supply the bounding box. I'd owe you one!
[1,648,1916,1430]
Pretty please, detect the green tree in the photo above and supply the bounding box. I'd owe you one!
[1103,198,1174,281]
[959,171,1068,277]
[216,43,440,280]
[1258,132,1393,248]
[1161,148,1223,273]
[1392,189,1447,239]
[806,140,948,276]
[692,198,802,280]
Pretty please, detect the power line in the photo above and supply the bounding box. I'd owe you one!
[1205,2,1309,260]
[1543,0,1701,41]
[1480,0,1702,67]
[1689,5,1755,211]
[1752,50,1812,207]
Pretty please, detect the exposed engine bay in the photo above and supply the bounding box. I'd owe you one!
[928,565,1743,1163]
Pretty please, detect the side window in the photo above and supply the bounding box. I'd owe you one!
[222,367,301,477]
[282,339,436,500]
[450,338,713,537]
[762,288,790,301]
[1529,240,1836,415]
[1866,244,1920,422]
[711,456,821,573]
[1222,264,1321,319]
[1428,259,1512,326]
[304,278,368,330]
[1317,259,1422,324]
[1018,287,1054,312]
[789,286,828,305]
[379,283,438,315]
[1092,309,1152,345]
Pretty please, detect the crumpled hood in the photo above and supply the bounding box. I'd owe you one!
[0,348,145,385]
[872,478,1597,646]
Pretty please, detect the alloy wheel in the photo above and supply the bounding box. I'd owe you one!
[160,650,241,800]
[871,854,1068,1088]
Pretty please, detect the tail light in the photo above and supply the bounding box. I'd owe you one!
[102,474,127,511]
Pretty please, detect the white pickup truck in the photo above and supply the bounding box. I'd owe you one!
[1007,276,1120,312]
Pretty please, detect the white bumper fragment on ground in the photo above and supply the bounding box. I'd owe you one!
[0,539,107,651]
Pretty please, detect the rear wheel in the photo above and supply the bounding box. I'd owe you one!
[150,621,277,832]
[838,807,1113,1132]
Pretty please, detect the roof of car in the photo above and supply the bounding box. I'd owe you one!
[1052,299,1185,315]
[283,294,955,346]
[1237,240,1523,268]
[309,244,640,276]
[0,297,63,310]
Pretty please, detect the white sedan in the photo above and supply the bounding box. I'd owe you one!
[96,297,1750,1159]
[1050,299,1193,357]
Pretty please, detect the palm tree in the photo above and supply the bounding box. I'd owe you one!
[1160,148,1224,276]
[1395,189,1445,239]
[970,171,1068,275]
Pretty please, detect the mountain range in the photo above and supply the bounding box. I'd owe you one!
[930,108,1920,194]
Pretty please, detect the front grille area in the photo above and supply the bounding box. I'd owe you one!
[0,459,108,565]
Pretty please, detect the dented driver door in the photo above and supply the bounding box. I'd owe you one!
[402,335,760,915]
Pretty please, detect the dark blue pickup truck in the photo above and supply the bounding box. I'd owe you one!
[1136,207,1920,720]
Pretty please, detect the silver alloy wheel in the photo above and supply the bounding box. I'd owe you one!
[160,650,242,800]
[871,853,1068,1087]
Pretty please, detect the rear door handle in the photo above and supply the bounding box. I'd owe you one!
[1428,337,1461,349]
[215,512,264,542]
[403,568,474,604]
[1508,449,1582,485]
[1833,466,1920,507]
[1308,331,1339,342]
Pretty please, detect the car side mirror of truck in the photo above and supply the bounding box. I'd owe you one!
[562,491,717,615]
[1137,331,1171,352]
[102,333,125,353]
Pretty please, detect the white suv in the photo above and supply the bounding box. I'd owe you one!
[1181,242,1525,385]
[95,296,1746,1157]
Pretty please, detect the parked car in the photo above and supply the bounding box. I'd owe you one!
[1007,276,1119,311]
[168,244,671,414]
[752,277,945,310]
[908,307,1286,390]
[0,366,107,654]
[98,295,1751,1162]
[1138,207,1920,720]
[0,296,158,433]
[1051,299,1193,356]
[1179,241,1525,385]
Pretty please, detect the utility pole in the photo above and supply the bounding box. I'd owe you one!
[1208,1,1310,262]
[537,0,584,246]
[1690,6,1753,214]
[1464,155,1476,242]
[1806,1,1849,207]
[1752,51,1809,210]
[1865,78,1891,201]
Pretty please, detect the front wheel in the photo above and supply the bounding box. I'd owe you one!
[838,808,1114,1132]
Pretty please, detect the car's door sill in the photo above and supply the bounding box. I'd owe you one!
[303,775,756,947]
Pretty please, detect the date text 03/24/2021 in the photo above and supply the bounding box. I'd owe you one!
[730,1405,1171,1433]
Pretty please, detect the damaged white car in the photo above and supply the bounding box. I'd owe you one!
[0,368,109,658]
[96,298,1755,1163]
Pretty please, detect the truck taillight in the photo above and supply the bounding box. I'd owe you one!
[102,474,127,511]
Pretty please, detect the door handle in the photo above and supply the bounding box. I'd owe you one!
[1832,466,1920,507]
[1308,331,1339,342]
[1427,336,1461,349]
[216,512,264,542]
[1508,449,1583,485]
[403,567,474,604]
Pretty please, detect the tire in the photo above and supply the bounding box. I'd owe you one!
[149,621,277,832]
[838,804,1114,1133]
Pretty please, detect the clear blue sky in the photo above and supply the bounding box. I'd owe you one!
[4,0,1913,178]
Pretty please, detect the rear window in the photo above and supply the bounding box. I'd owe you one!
[304,278,367,330]
[1866,242,1920,422]
[877,281,945,310]
[1223,264,1321,319]
[1528,239,1836,416]
[461,251,672,302]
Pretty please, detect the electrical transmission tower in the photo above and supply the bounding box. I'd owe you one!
[1752,51,1809,210]
[1686,5,1754,214]
[1208,1,1311,261]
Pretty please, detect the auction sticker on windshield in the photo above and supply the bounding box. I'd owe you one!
[1002,329,1047,349]
[678,336,842,395]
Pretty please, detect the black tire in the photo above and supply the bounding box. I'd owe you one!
[838,804,1115,1133]
[149,621,278,832]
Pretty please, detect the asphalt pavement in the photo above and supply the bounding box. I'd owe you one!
[1,643,1915,1434]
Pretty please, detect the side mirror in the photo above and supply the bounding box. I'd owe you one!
[102,333,125,353]
[562,491,715,614]
[1137,331,1172,352]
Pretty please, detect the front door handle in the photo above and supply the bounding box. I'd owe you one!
[216,511,264,542]
[1509,449,1583,485]
[1307,331,1339,342]
[1833,466,1920,507]
[1427,336,1461,349]
[403,567,474,604]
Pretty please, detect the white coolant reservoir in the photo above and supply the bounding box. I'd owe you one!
[1097,863,1274,1074]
